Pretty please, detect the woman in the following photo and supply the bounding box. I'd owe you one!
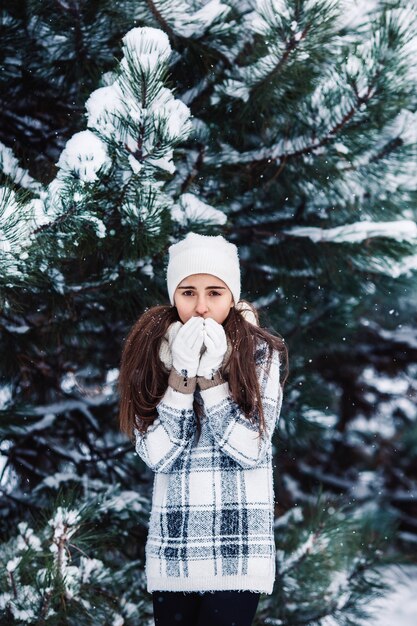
[118,232,288,626]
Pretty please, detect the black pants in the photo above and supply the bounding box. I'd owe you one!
[152,590,260,626]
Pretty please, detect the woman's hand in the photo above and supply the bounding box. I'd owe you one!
[171,316,205,378]
[197,318,227,379]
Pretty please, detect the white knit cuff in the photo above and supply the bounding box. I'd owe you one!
[199,381,230,409]
[158,385,195,410]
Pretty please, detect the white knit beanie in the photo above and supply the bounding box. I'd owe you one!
[167,232,241,305]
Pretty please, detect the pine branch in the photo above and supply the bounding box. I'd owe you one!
[13,455,49,478]
[213,74,380,179]
[285,302,341,341]
[8,571,18,600]
[368,136,404,165]
[338,136,404,172]
[0,109,69,155]
[180,143,206,195]
[181,59,229,107]
[37,588,53,626]
[292,598,342,625]
[278,529,319,575]
[32,204,78,235]
[54,0,89,70]
[0,486,40,508]
[267,82,375,167]
[146,0,178,44]
[255,25,311,93]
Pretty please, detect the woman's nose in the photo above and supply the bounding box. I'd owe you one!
[195,297,209,314]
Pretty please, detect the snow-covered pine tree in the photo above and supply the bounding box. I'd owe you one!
[1,0,417,623]
[0,0,140,176]
[0,485,157,624]
[0,21,198,624]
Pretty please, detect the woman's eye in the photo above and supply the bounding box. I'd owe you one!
[180,290,221,296]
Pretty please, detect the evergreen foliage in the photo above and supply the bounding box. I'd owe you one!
[1,0,417,623]
[0,487,151,624]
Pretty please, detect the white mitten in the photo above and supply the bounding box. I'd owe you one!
[171,316,205,378]
[197,318,227,379]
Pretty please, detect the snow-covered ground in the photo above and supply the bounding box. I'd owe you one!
[367,565,417,625]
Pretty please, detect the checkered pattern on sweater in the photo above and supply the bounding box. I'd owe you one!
[134,340,283,594]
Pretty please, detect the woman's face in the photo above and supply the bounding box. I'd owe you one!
[174,274,234,324]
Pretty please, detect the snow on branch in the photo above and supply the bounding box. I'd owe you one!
[84,26,192,175]
[282,220,417,244]
[277,531,317,575]
[0,188,47,266]
[0,489,148,622]
[41,26,217,238]
[122,26,172,70]
[0,142,43,194]
[0,188,22,255]
[387,254,417,278]
[211,3,417,182]
[56,131,112,184]
[212,0,339,104]
[171,192,227,226]
[0,146,50,263]
[141,0,232,39]
[40,25,193,236]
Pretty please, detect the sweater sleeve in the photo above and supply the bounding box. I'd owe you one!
[199,344,283,469]
[134,378,197,474]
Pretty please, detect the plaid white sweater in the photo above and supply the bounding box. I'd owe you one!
[134,339,283,595]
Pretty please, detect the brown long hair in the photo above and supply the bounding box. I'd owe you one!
[118,301,289,443]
